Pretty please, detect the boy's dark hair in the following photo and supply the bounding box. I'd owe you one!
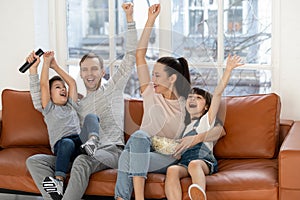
[49,75,64,90]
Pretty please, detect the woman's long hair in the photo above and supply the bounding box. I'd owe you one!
[157,56,191,98]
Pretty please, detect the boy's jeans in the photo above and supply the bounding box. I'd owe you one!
[54,113,100,178]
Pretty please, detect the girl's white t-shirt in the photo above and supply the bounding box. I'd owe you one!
[182,114,215,151]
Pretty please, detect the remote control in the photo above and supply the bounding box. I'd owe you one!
[19,49,44,73]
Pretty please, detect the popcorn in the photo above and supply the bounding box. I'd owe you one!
[151,135,179,155]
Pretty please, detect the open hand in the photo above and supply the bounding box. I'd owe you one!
[173,135,198,157]
[226,54,244,71]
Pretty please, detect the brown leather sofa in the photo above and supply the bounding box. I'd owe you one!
[0,88,299,200]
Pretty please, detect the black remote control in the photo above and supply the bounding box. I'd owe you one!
[19,49,44,73]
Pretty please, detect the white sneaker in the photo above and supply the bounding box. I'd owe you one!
[188,183,207,200]
[81,137,98,156]
[42,176,63,200]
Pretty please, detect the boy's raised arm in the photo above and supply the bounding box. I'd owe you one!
[40,52,53,108]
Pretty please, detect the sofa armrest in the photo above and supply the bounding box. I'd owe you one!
[279,119,294,146]
[0,110,2,137]
[279,121,300,200]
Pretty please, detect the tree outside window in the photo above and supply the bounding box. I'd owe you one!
[66,0,272,97]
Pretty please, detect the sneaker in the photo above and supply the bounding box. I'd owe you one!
[188,183,207,200]
[81,137,98,156]
[42,176,63,200]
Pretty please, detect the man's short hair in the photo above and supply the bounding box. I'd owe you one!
[79,53,104,69]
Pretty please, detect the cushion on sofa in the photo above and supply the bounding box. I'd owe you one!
[0,89,49,148]
[214,93,281,159]
[124,99,143,141]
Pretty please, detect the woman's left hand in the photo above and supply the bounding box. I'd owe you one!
[173,135,198,157]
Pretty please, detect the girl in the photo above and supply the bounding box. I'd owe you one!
[165,55,244,200]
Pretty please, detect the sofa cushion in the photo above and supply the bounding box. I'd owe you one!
[0,89,49,148]
[85,169,166,199]
[124,99,143,141]
[180,159,278,200]
[214,93,281,159]
[0,147,51,193]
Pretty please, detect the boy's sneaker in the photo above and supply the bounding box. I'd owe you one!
[42,176,63,200]
[81,137,98,156]
[188,183,207,200]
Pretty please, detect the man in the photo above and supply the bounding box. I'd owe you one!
[26,3,137,200]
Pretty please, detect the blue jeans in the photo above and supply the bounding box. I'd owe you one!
[114,130,177,200]
[54,113,100,178]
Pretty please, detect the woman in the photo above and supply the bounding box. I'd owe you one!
[114,4,191,200]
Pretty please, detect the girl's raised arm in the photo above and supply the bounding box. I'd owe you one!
[208,55,244,125]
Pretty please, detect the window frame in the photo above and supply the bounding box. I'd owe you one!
[50,0,280,94]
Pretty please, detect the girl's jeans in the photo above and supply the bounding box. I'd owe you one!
[114,130,177,200]
[53,113,100,178]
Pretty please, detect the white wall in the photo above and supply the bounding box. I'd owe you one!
[0,0,300,120]
[277,1,300,120]
[0,0,35,97]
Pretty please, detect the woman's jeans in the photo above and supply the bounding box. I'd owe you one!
[114,130,177,200]
[53,113,100,178]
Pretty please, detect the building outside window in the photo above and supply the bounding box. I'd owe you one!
[171,0,272,95]
[64,0,272,97]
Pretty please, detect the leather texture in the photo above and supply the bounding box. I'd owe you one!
[279,121,300,200]
[214,93,281,159]
[0,89,299,200]
[0,89,48,148]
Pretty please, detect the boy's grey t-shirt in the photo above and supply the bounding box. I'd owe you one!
[29,21,137,154]
[42,98,81,152]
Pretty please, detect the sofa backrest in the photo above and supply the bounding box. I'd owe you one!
[124,99,143,142]
[0,89,281,159]
[214,93,281,159]
[0,89,49,148]
[123,93,281,159]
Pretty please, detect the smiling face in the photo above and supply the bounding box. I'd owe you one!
[186,93,208,119]
[151,62,176,98]
[80,57,105,94]
[50,80,68,105]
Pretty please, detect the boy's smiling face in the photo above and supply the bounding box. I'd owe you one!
[50,80,68,105]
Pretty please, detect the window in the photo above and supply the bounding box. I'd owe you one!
[171,0,272,96]
[61,0,274,97]
[67,0,126,60]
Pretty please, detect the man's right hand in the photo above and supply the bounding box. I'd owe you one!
[122,2,134,22]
